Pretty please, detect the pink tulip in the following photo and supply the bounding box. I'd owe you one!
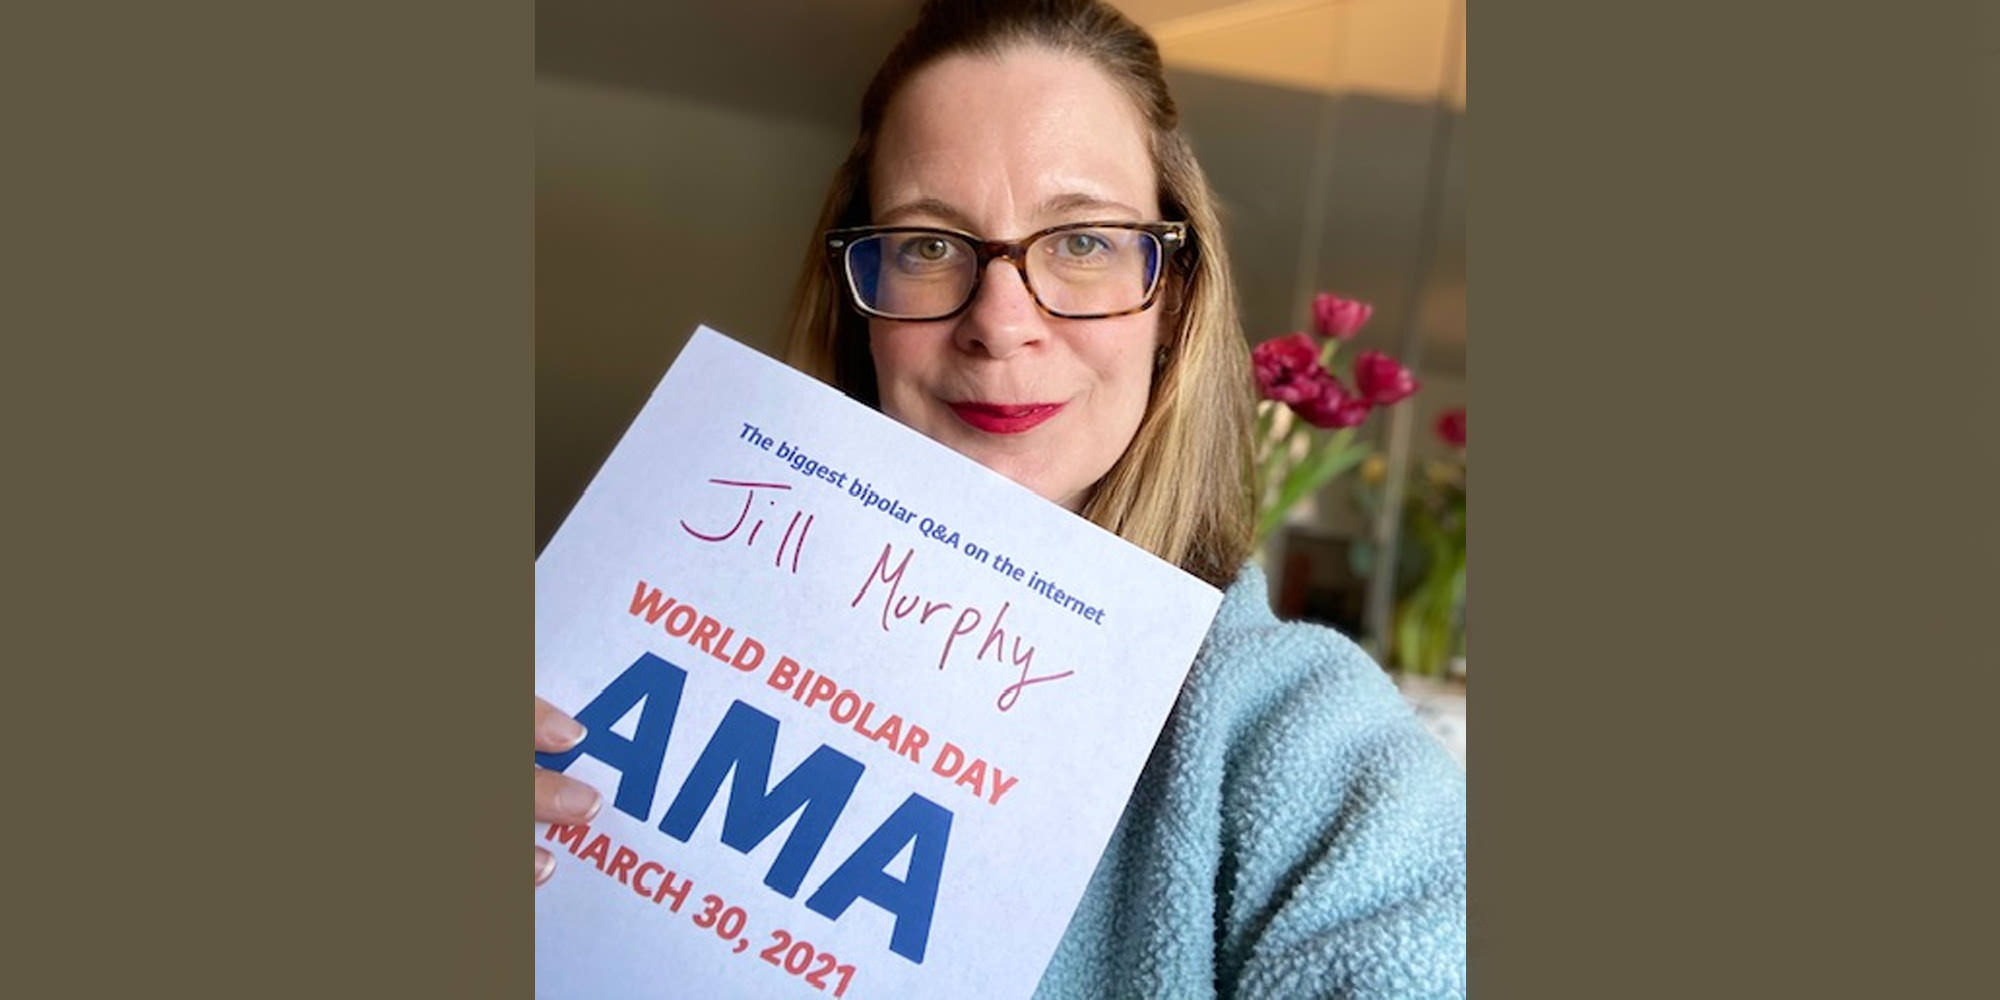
[1251,333,1324,404]
[1435,408,1466,447]
[1293,375,1372,429]
[1353,350,1418,406]
[1312,293,1373,340]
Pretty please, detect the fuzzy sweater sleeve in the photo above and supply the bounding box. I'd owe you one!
[1034,566,1467,1000]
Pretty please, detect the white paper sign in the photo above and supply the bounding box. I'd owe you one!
[535,326,1223,999]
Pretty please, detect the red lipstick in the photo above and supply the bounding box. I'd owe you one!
[948,401,1064,434]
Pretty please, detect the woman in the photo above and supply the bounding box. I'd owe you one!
[537,2,1466,996]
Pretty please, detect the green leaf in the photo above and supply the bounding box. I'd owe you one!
[1255,433,1369,543]
[1394,545,1466,676]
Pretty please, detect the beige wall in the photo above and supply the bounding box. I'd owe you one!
[535,76,851,547]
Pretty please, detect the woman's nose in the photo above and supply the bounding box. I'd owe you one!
[951,259,1047,359]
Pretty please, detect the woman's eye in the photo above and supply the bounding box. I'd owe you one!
[1059,232,1110,258]
[894,236,958,268]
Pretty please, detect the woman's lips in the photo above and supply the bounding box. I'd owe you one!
[948,401,1065,434]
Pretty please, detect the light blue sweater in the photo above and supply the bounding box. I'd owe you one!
[1034,566,1468,999]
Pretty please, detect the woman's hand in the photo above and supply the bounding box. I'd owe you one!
[535,696,604,886]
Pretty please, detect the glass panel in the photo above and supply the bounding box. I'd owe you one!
[1027,227,1159,317]
[848,232,977,318]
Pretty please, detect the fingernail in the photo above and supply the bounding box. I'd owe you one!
[542,713,586,749]
[536,850,556,886]
[557,781,603,821]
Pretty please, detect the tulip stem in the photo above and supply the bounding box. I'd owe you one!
[1254,427,1368,546]
[1254,403,1290,510]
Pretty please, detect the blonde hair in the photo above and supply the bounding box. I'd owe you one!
[783,0,1252,589]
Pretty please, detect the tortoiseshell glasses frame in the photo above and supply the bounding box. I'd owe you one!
[824,220,1188,321]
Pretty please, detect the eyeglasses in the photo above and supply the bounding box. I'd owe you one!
[825,221,1188,321]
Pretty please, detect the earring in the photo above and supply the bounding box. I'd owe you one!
[1154,345,1169,371]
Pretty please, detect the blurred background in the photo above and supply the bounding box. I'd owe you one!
[537,0,1466,763]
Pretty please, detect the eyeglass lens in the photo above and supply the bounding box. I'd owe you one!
[845,228,1163,320]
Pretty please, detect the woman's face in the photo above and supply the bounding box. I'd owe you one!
[866,47,1164,512]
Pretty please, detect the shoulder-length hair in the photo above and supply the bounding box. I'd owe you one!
[783,0,1253,589]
